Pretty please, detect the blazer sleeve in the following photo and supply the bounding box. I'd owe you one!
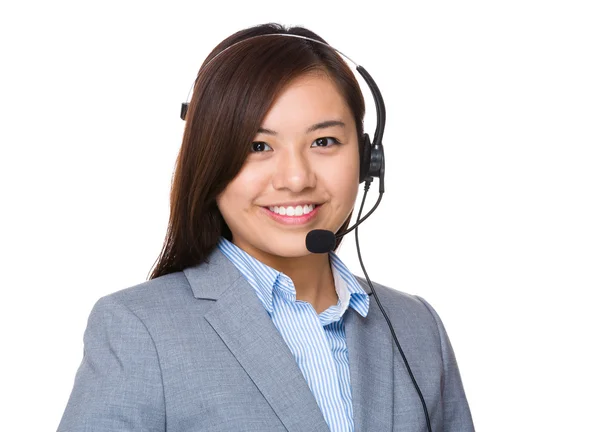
[416,296,475,432]
[57,295,165,432]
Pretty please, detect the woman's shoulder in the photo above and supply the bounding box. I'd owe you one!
[91,270,198,321]
[354,276,447,336]
[88,249,241,325]
[355,276,435,313]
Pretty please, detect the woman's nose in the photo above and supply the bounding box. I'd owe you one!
[271,150,317,193]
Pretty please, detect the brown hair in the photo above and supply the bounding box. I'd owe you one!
[148,23,366,280]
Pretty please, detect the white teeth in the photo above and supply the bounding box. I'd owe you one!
[268,204,316,216]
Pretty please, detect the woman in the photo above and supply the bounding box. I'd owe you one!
[58,23,474,432]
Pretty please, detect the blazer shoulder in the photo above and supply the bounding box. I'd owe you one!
[95,271,194,318]
[356,276,432,314]
[355,276,445,337]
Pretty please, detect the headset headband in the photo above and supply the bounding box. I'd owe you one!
[180,33,386,149]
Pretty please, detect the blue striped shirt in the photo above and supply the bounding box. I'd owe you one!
[217,237,370,432]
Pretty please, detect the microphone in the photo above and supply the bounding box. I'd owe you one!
[306,230,337,254]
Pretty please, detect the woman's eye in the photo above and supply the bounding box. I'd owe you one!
[311,137,340,148]
[250,141,273,152]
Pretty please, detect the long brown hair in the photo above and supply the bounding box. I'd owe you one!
[149,23,366,280]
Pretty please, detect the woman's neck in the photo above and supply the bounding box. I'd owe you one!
[241,245,339,314]
[273,253,338,314]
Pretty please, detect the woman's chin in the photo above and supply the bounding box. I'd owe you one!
[254,232,317,259]
[264,242,314,259]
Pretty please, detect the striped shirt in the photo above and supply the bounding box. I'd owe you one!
[217,237,370,432]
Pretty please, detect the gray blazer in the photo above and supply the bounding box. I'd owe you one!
[58,247,474,431]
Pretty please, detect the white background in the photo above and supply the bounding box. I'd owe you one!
[1,0,599,430]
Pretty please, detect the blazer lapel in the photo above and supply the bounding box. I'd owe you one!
[184,249,330,432]
[346,285,394,431]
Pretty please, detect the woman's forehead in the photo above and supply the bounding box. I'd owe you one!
[259,74,354,132]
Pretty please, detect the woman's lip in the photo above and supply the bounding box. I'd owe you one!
[261,204,321,225]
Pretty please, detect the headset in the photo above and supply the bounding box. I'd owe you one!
[180,33,432,432]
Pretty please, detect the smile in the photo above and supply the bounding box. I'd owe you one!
[268,204,316,216]
[262,204,321,225]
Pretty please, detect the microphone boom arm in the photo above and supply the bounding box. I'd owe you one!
[336,179,383,238]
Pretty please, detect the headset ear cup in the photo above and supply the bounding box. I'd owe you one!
[359,133,372,183]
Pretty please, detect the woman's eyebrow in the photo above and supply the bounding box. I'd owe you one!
[306,120,346,133]
[257,120,346,136]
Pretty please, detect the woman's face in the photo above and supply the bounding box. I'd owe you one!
[216,72,360,260]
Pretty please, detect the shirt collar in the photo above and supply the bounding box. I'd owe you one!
[217,237,369,317]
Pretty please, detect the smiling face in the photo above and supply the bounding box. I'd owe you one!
[216,72,360,262]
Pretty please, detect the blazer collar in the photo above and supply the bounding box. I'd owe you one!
[184,246,245,300]
[182,247,391,432]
